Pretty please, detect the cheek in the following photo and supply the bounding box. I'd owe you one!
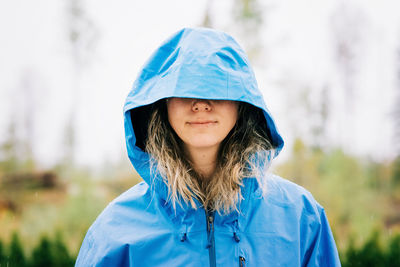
[218,107,238,139]
[226,116,238,134]
[167,112,177,132]
[226,105,239,129]
[167,105,184,136]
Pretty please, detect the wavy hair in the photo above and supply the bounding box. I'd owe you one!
[145,99,274,214]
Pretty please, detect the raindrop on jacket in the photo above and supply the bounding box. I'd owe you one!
[75,27,341,267]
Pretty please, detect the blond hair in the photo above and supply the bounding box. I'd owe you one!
[145,100,274,214]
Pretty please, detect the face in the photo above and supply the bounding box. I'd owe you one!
[166,98,238,152]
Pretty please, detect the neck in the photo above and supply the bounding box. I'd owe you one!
[185,145,219,180]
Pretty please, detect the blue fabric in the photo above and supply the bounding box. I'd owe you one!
[75,27,341,266]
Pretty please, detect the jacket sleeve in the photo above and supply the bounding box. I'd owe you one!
[75,229,131,267]
[75,231,96,267]
[303,206,341,267]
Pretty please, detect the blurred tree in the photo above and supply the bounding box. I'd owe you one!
[30,235,53,267]
[278,79,330,150]
[200,0,269,63]
[357,230,385,267]
[67,0,99,69]
[276,141,390,247]
[393,158,400,188]
[62,116,76,169]
[0,68,47,174]
[386,234,400,267]
[202,0,213,28]
[18,69,42,172]
[310,85,329,151]
[63,0,99,168]
[395,46,400,152]
[291,138,307,185]
[330,2,368,150]
[0,117,19,174]
[393,46,400,187]
[0,70,45,174]
[343,231,385,267]
[0,239,6,266]
[365,160,384,190]
[8,232,26,267]
[231,0,266,62]
[330,2,367,112]
[343,237,359,267]
[52,232,74,267]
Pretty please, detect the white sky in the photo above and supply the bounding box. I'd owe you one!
[0,0,399,168]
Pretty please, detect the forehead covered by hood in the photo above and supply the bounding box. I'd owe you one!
[124,27,284,180]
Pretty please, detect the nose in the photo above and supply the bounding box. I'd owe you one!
[192,99,211,112]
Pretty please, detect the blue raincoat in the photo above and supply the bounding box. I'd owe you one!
[75,27,341,266]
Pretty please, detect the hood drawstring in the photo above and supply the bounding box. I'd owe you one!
[233,219,241,243]
[180,222,188,243]
[180,232,187,242]
[233,232,240,243]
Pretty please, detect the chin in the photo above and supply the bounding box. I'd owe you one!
[186,139,222,149]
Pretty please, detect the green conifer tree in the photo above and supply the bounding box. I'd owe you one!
[392,157,400,187]
[52,232,74,267]
[387,234,400,267]
[356,231,385,267]
[343,238,361,267]
[8,232,26,267]
[0,239,6,266]
[30,235,53,267]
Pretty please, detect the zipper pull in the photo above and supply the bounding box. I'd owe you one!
[206,213,214,248]
[239,256,246,267]
[208,215,214,229]
[206,211,214,230]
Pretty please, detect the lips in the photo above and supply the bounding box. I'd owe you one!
[187,120,217,125]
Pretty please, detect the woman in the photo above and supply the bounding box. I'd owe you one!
[75,27,341,266]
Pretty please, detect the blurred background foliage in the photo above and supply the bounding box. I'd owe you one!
[0,141,400,265]
[1,0,400,265]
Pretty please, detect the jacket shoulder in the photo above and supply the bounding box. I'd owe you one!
[75,181,175,266]
[265,174,324,216]
[87,181,173,242]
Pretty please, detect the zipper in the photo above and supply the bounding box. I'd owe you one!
[206,210,216,267]
[239,256,246,267]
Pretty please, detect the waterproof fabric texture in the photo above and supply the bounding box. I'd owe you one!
[75,27,341,266]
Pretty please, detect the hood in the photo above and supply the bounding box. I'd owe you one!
[124,27,284,193]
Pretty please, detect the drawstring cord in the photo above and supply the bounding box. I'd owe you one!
[233,219,241,243]
[180,222,188,243]
[233,232,240,243]
[180,216,240,244]
[180,232,187,242]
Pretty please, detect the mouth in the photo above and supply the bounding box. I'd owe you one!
[187,120,218,126]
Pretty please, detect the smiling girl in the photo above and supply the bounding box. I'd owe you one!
[75,27,341,267]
